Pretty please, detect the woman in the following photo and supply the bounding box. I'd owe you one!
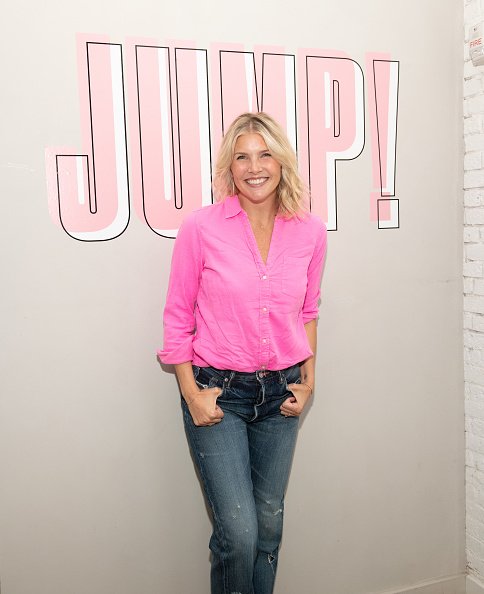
[158,112,327,594]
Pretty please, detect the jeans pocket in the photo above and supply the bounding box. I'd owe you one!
[195,366,225,395]
[283,365,302,390]
[192,365,209,390]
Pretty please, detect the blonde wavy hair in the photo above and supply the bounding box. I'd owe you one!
[212,112,308,217]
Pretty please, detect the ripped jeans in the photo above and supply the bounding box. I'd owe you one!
[182,363,301,594]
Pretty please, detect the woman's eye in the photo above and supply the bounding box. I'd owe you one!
[262,153,272,158]
[235,155,246,160]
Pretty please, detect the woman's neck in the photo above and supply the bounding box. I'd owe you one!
[238,196,278,227]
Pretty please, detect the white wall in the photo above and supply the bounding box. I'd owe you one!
[464,0,484,590]
[0,1,464,593]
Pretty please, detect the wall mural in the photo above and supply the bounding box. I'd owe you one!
[45,34,400,241]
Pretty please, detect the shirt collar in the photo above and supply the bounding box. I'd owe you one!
[223,194,243,218]
[223,194,291,222]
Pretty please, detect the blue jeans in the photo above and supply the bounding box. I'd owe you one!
[182,363,301,594]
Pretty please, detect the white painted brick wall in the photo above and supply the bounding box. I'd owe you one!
[464,0,484,582]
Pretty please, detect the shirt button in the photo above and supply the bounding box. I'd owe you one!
[262,307,267,312]
[262,275,267,280]
[262,338,267,344]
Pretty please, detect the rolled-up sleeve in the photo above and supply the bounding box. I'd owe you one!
[302,221,327,324]
[157,212,203,364]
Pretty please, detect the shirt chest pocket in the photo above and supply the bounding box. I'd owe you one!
[281,255,309,300]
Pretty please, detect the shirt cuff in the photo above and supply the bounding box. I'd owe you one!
[157,337,194,364]
[302,311,319,324]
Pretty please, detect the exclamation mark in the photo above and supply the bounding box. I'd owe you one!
[366,56,400,228]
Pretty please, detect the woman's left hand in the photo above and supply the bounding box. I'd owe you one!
[280,383,312,417]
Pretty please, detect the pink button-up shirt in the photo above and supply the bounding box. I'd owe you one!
[158,195,327,372]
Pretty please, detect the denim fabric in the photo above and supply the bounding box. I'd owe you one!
[182,363,301,594]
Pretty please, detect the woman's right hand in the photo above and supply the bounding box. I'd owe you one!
[185,387,224,427]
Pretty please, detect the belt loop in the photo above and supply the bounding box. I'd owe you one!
[278,369,284,384]
[226,370,235,388]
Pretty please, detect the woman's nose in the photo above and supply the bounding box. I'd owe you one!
[248,158,262,172]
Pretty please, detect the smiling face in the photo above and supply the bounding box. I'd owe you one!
[230,133,282,209]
